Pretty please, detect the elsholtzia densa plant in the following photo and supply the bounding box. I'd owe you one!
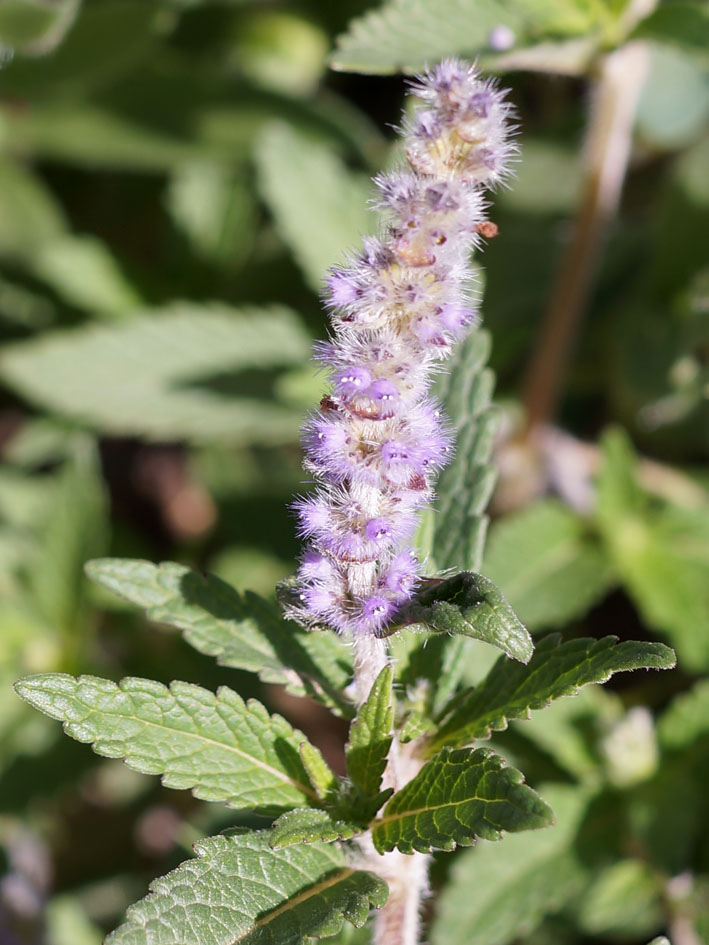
[14,58,675,945]
[290,61,513,648]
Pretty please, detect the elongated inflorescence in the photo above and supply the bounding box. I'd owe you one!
[289,59,515,636]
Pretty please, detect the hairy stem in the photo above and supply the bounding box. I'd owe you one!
[522,39,650,436]
[351,626,388,706]
[372,849,431,945]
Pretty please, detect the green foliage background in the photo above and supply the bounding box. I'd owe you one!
[0,1,707,943]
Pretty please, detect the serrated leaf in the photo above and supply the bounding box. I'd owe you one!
[433,330,498,574]
[330,0,600,74]
[390,572,533,664]
[0,303,311,444]
[430,785,590,945]
[371,746,552,854]
[399,710,436,744]
[107,829,388,945]
[256,123,374,291]
[271,809,361,848]
[346,665,393,799]
[85,558,354,717]
[483,500,613,630]
[15,674,318,812]
[431,634,676,752]
[300,741,338,801]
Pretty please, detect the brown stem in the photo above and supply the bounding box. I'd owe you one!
[522,39,650,436]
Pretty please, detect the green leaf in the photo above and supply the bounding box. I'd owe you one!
[658,679,709,750]
[390,572,533,664]
[46,893,103,945]
[0,303,311,444]
[430,785,590,945]
[85,558,355,716]
[32,234,141,320]
[597,429,709,670]
[166,161,256,268]
[631,2,709,60]
[431,634,676,752]
[483,500,613,630]
[271,809,361,848]
[433,330,498,574]
[27,439,108,665]
[575,860,664,939]
[107,829,388,945]
[0,159,67,260]
[0,0,79,57]
[256,123,374,291]
[330,0,601,74]
[300,741,339,801]
[346,665,393,799]
[372,746,552,854]
[399,710,436,744]
[1,0,162,96]
[3,101,207,172]
[15,674,318,812]
[636,46,709,150]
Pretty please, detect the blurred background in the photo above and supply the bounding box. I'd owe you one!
[0,1,707,943]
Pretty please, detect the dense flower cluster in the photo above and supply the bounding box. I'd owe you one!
[289,59,515,636]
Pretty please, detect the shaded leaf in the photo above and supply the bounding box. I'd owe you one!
[85,558,355,716]
[300,741,339,801]
[483,500,613,631]
[256,123,374,291]
[0,159,66,259]
[346,665,393,799]
[390,571,533,664]
[0,0,79,57]
[0,303,311,444]
[271,809,361,848]
[28,439,108,660]
[575,860,664,939]
[107,829,388,945]
[33,234,141,320]
[372,746,552,854]
[1,0,162,96]
[631,2,709,59]
[430,785,591,945]
[431,634,675,751]
[658,679,709,750]
[166,161,256,267]
[433,330,498,574]
[597,429,709,670]
[15,674,317,812]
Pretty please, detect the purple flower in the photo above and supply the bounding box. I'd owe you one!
[286,59,514,636]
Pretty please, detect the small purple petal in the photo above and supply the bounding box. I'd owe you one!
[327,269,360,309]
[334,366,373,399]
[353,595,397,633]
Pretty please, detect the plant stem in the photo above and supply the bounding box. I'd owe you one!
[351,631,389,705]
[371,849,431,945]
[352,635,430,945]
[521,39,650,436]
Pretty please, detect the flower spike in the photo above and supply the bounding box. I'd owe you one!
[288,59,515,636]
